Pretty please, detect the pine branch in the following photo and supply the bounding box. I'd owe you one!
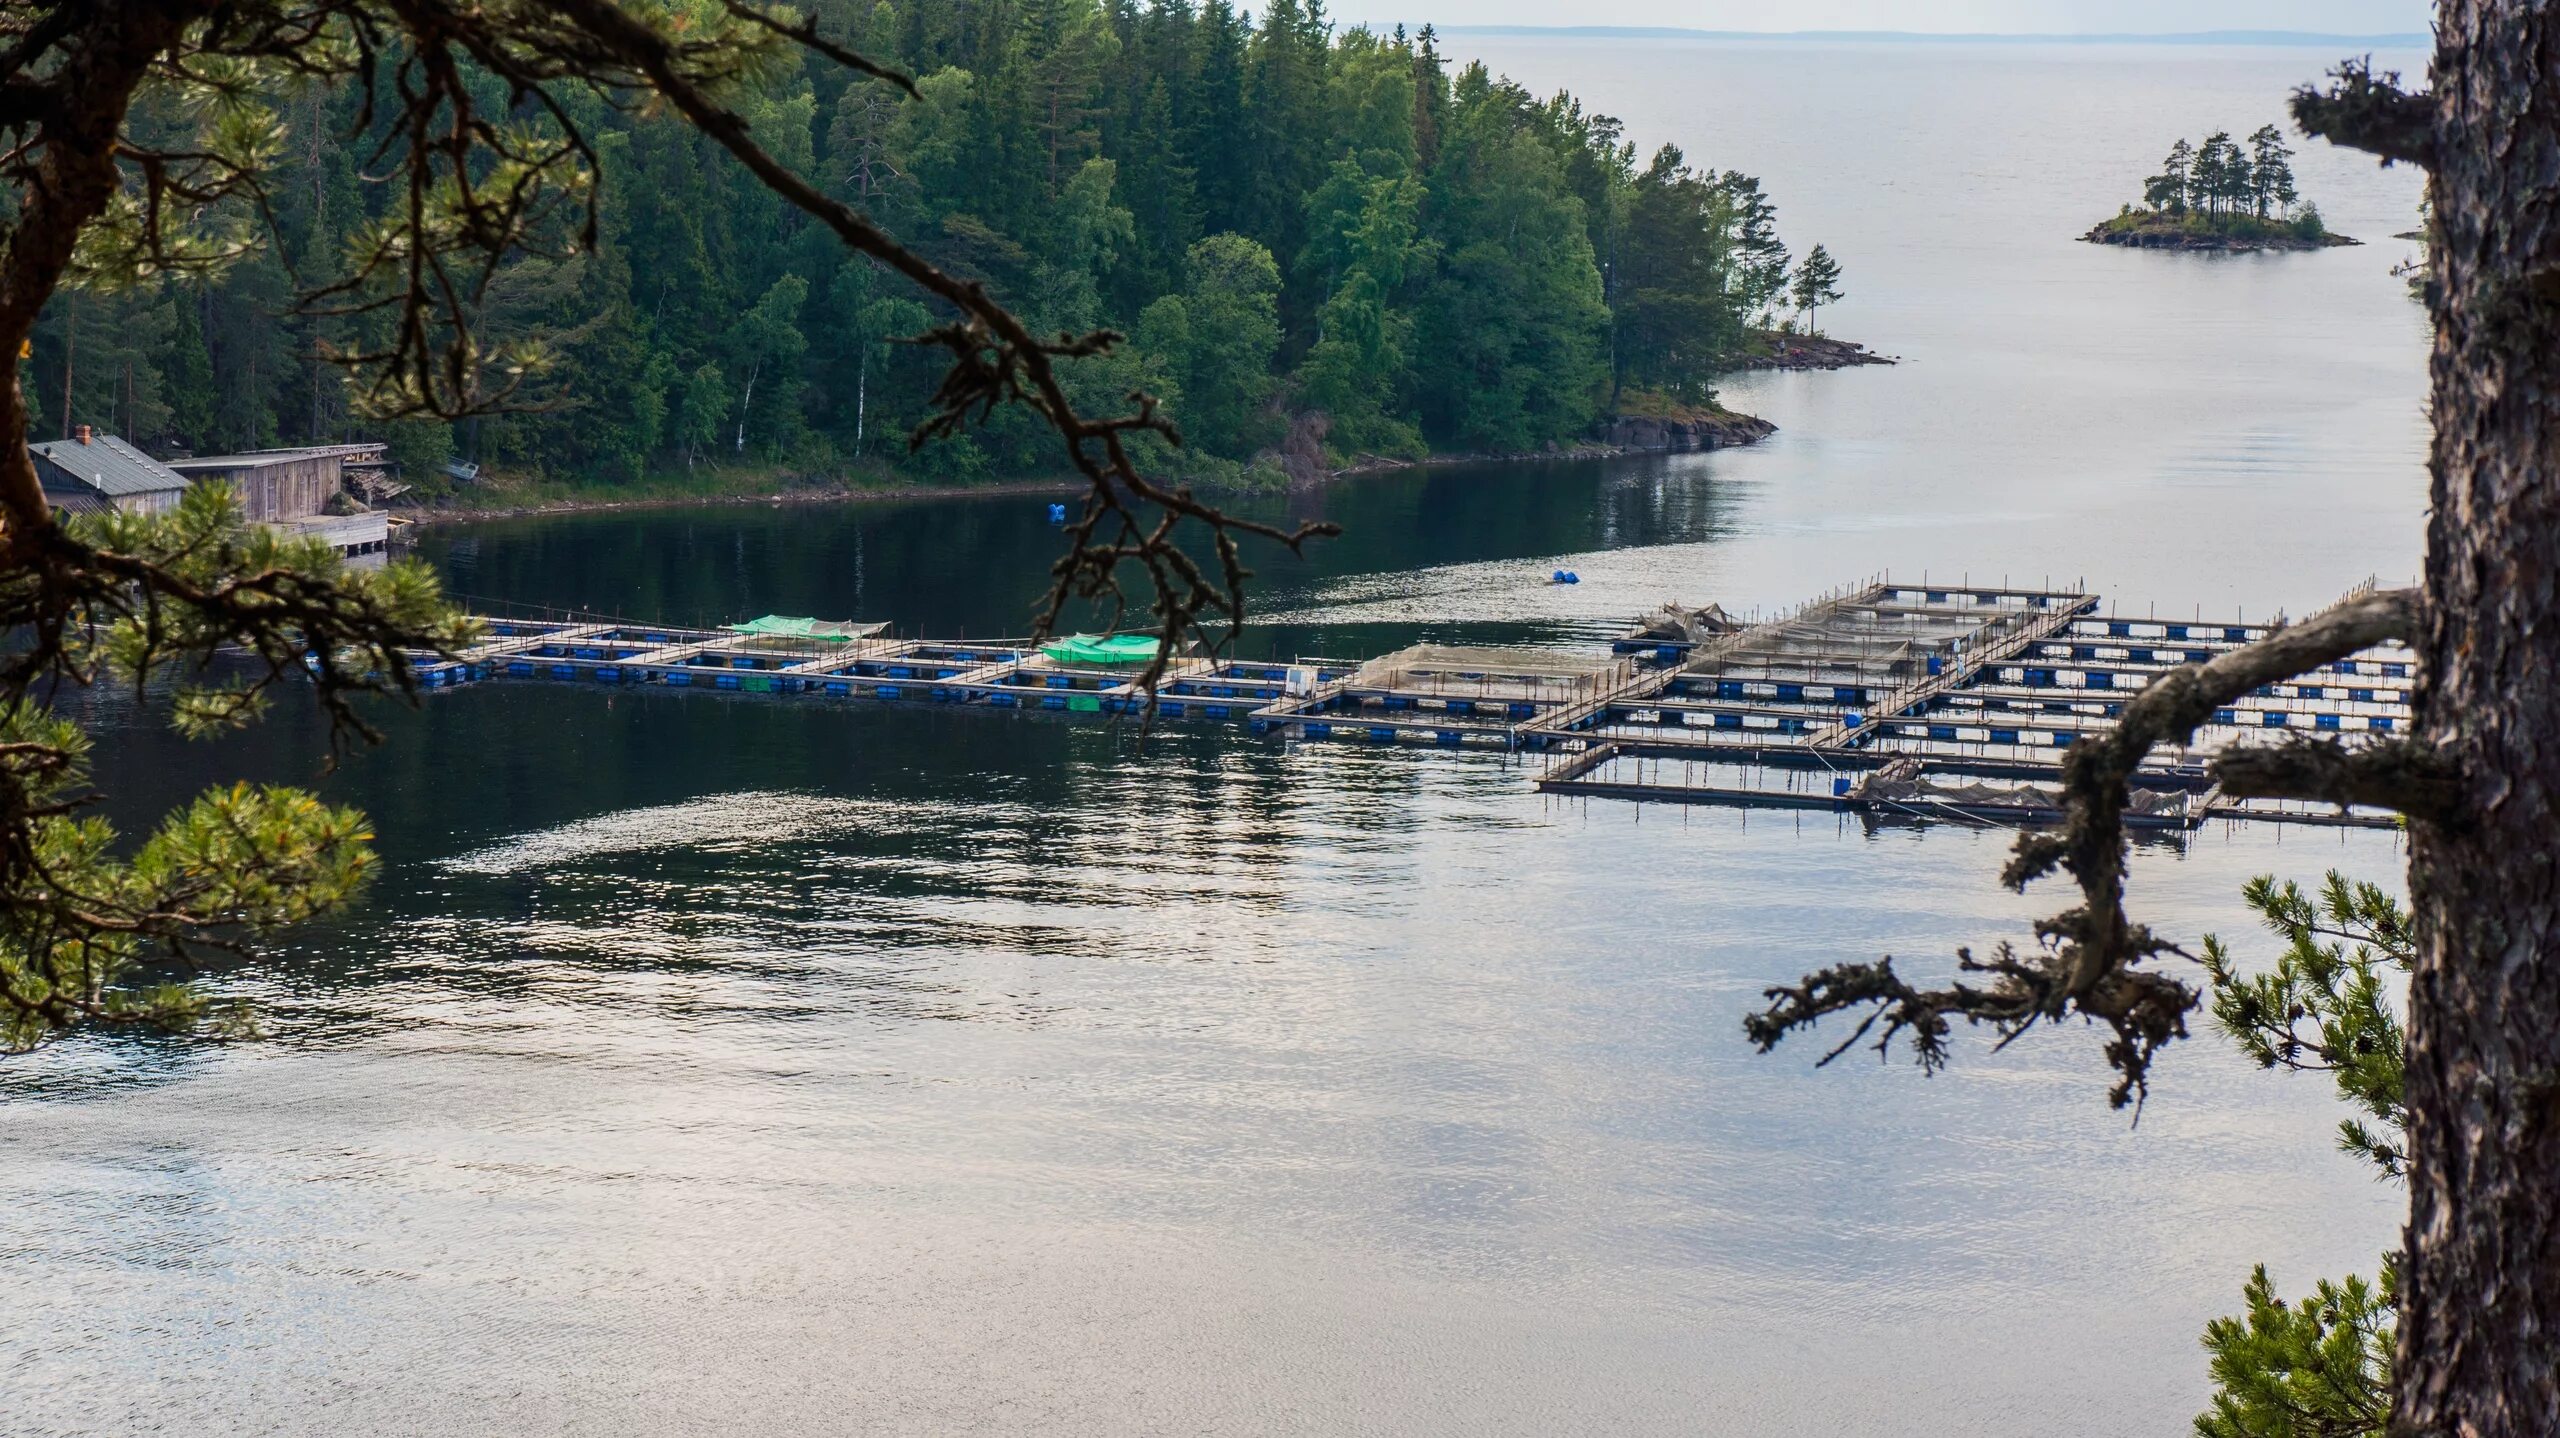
[2292,57,2436,169]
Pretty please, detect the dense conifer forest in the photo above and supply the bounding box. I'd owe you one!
[30,0,1823,490]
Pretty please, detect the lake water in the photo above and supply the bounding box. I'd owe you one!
[3,38,2430,1437]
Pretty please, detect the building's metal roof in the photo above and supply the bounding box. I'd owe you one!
[30,434,190,498]
[167,443,387,474]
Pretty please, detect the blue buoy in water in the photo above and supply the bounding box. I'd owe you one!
[1047,502,1067,523]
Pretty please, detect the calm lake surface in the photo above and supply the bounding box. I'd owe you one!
[5,39,2429,1437]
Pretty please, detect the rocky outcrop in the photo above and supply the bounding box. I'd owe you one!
[1734,332,1897,371]
[1274,409,1332,485]
[2081,219,2360,251]
[1602,410,1777,452]
[1256,399,1779,485]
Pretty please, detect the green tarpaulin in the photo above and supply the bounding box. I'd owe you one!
[726,615,886,642]
[1041,634,1161,666]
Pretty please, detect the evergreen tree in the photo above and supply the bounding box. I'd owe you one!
[1022,0,1117,189]
[1189,0,1253,237]
[2195,131,2249,216]
[1713,171,1790,322]
[2193,873,2410,1437]
[2248,124,2298,220]
[1240,0,1332,327]
[1410,24,1449,172]
[159,286,218,450]
[1789,245,1844,335]
[2148,138,2196,213]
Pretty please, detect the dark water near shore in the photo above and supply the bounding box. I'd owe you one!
[5,39,2428,1437]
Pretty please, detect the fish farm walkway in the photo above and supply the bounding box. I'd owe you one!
[414,576,2416,832]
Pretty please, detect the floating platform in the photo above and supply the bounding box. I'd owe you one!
[409,575,2415,830]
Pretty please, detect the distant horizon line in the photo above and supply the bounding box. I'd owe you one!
[1422,26,2432,48]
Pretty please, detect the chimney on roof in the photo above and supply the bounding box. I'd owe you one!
[75,424,90,445]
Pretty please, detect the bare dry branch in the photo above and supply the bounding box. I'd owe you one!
[1750,588,2441,1110]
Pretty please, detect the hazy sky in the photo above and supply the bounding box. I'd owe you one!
[1332,0,2432,33]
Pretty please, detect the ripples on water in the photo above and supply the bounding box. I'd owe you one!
[4,37,2427,1438]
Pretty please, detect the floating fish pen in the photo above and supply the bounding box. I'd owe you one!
[410,575,2415,829]
[1249,643,1638,749]
[415,616,1344,724]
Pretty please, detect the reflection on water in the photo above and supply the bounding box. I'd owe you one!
[2,38,2429,1438]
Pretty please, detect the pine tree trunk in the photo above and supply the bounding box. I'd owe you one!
[2398,4,2560,1431]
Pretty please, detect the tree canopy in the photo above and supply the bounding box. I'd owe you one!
[32,1,1820,486]
[2128,122,2326,240]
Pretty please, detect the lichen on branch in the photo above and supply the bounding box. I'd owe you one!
[2291,57,2436,170]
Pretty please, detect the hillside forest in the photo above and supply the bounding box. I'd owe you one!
[31,0,1831,488]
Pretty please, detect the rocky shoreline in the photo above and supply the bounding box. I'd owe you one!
[1598,409,1779,453]
[2082,219,2360,252]
[1278,402,1779,484]
[1734,331,1899,370]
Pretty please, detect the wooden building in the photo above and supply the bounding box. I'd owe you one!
[167,443,387,523]
[167,443,392,557]
[31,428,190,515]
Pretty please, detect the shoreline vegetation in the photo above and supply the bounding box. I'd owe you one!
[405,329,1891,528]
[2085,123,2355,252]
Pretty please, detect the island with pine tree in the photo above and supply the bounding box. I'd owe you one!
[2084,125,2358,251]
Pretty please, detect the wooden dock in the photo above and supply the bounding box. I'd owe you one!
[411,574,2417,831]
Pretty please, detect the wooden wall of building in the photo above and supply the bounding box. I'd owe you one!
[206,455,339,522]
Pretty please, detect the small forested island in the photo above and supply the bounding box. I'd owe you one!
[2083,125,2357,251]
[34,2,1879,510]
